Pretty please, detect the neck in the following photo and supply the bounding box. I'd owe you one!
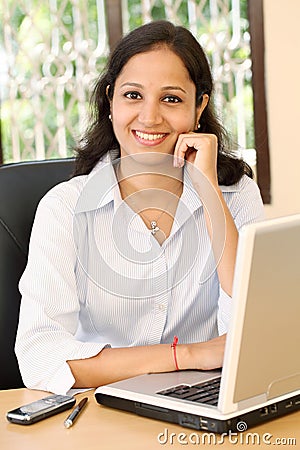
[116,155,183,244]
[117,153,183,194]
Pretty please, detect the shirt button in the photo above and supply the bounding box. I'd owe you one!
[158,304,166,311]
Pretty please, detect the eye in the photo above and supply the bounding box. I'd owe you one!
[124,91,142,100]
[162,95,182,104]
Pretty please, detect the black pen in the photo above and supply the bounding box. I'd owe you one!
[64,397,88,428]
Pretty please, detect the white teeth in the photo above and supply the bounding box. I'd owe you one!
[135,131,165,141]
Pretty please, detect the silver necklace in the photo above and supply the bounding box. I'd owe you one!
[116,166,182,236]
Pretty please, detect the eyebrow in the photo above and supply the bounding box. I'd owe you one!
[120,82,187,94]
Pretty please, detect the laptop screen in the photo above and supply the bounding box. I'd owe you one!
[233,218,300,403]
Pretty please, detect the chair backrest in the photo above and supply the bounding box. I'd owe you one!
[0,158,75,389]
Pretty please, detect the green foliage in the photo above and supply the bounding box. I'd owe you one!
[0,0,107,162]
[0,0,254,163]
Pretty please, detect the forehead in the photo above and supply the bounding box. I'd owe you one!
[115,47,194,88]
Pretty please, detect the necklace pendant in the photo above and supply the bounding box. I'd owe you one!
[150,221,160,235]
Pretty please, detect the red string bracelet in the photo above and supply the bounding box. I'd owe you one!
[171,335,179,371]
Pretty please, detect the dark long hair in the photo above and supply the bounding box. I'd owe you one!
[73,20,252,184]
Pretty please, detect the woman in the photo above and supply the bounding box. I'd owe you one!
[15,21,264,394]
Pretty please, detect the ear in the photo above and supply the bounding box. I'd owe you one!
[196,94,209,125]
[106,85,112,103]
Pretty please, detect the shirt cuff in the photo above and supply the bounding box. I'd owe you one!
[46,342,111,395]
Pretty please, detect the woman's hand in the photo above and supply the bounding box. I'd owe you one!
[173,132,219,188]
[178,334,226,371]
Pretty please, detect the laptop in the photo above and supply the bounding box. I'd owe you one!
[95,214,300,433]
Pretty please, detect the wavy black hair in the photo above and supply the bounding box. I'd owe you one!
[73,20,252,184]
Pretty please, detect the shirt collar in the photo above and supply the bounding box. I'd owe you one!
[74,151,119,214]
[75,152,242,216]
[172,167,242,233]
[181,166,241,211]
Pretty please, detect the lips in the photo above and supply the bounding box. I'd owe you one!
[133,130,168,146]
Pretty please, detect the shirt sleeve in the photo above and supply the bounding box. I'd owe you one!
[217,176,265,335]
[15,185,109,395]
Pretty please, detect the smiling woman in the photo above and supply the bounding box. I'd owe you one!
[15,21,265,394]
[110,47,207,157]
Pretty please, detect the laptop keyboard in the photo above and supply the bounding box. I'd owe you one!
[157,376,221,406]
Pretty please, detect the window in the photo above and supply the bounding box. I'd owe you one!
[0,0,270,202]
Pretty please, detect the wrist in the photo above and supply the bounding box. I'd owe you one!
[176,343,194,370]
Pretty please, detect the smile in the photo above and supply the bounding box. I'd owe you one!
[135,131,166,140]
[133,130,168,145]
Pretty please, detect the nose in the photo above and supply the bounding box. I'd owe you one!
[138,99,163,127]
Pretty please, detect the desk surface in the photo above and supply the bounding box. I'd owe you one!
[1,389,299,450]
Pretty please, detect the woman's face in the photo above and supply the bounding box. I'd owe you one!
[110,46,207,159]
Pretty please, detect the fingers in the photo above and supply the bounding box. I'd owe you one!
[173,133,198,167]
[173,133,218,168]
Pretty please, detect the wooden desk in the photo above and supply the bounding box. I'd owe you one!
[1,389,299,450]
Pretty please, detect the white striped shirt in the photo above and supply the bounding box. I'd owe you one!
[15,154,265,394]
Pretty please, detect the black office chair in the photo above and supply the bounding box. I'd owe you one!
[0,158,75,389]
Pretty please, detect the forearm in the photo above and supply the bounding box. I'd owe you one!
[67,335,226,388]
[203,187,238,296]
[68,343,175,388]
[193,172,237,297]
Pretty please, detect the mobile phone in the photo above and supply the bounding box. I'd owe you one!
[6,394,76,425]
